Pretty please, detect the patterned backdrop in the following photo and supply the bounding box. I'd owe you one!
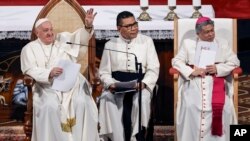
[238,75,250,124]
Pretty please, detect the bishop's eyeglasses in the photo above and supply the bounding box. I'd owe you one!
[119,22,138,30]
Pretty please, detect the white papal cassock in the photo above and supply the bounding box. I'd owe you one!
[172,38,240,141]
[21,28,99,141]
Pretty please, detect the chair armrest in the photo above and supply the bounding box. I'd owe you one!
[232,67,242,76]
[169,67,179,80]
[91,77,101,86]
[169,67,179,75]
[91,77,103,102]
[23,74,35,141]
[23,74,35,112]
[231,67,242,82]
[23,75,35,87]
[169,67,243,78]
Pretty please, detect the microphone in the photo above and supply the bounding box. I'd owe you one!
[67,41,143,139]
[66,42,139,72]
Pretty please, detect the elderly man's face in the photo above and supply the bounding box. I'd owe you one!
[35,21,55,45]
[117,17,139,40]
[198,24,215,42]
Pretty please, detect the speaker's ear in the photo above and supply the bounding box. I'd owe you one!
[117,26,122,31]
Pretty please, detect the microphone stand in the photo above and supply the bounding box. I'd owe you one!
[67,41,143,141]
[134,53,143,141]
[137,62,143,141]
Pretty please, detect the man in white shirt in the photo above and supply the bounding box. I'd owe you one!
[21,8,99,141]
[172,17,240,141]
[98,11,160,141]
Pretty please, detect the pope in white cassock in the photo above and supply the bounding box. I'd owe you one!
[98,11,160,141]
[172,17,240,141]
[20,9,99,141]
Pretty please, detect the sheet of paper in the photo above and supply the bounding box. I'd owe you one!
[114,89,137,95]
[198,50,216,69]
[52,60,80,92]
[195,40,218,67]
[113,80,137,94]
[114,80,137,89]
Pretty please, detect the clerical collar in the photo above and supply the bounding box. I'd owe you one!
[119,35,132,44]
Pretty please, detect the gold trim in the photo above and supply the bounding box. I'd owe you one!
[61,117,76,132]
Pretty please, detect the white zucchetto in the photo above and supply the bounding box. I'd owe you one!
[35,18,50,28]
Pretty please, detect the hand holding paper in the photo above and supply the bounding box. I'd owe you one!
[205,64,217,74]
[195,41,218,69]
[198,50,216,69]
[52,60,80,92]
[113,80,137,94]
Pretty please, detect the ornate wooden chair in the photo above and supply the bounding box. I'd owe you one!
[0,52,23,123]
[169,18,242,141]
[23,0,100,140]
